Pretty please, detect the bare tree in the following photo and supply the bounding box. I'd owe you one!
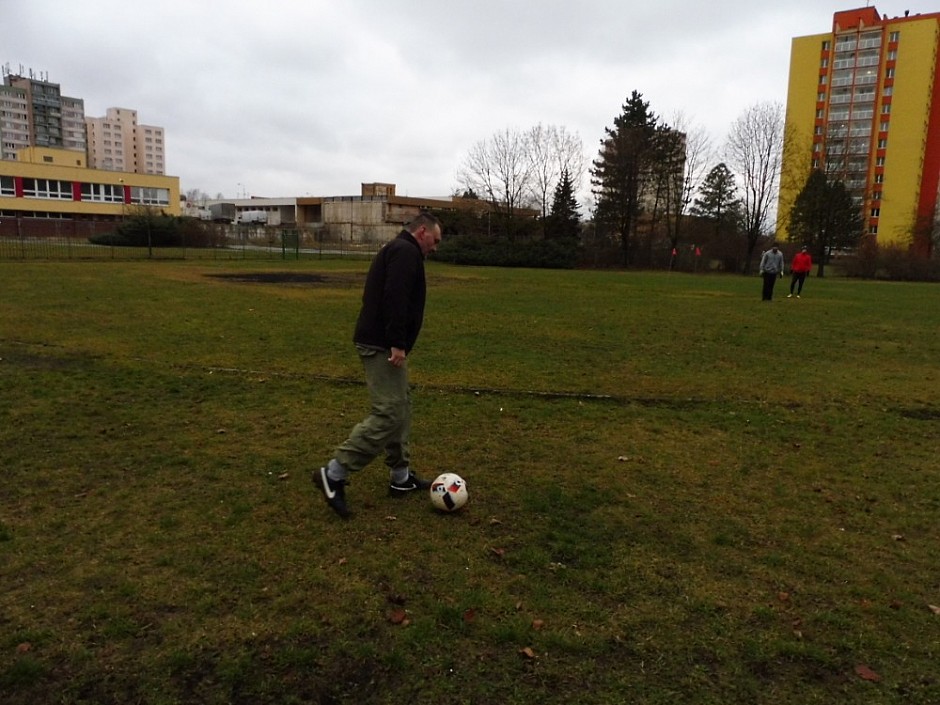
[527,124,585,220]
[671,112,713,225]
[460,124,586,239]
[184,188,210,205]
[459,127,534,222]
[725,101,785,273]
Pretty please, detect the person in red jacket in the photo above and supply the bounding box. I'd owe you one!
[788,246,813,298]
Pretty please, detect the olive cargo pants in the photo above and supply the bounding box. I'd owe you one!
[335,346,411,473]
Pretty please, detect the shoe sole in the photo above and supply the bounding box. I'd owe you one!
[389,485,422,496]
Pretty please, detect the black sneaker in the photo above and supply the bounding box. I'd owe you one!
[314,466,350,519]
[389,471,431,496]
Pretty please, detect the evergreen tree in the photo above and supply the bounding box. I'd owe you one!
[591,91,660,266]
[690,163,743,239]
[788,169,864,277]
[545,169,581,239]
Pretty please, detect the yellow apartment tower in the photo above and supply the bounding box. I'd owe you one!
[778,6,940,254]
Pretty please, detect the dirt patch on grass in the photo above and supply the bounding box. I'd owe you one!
[898,406,940,421]
[206,272,363,287]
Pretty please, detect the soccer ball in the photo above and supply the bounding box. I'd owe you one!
[430,473,468,512]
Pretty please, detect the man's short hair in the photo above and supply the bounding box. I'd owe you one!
[406,212,442,233]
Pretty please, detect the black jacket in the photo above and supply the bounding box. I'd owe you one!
[353,230,426,353]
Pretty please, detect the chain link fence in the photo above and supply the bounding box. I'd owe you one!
[0,217,383,261]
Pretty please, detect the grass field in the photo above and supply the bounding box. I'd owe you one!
[1,259,938,704]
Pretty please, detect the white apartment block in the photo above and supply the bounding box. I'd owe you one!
[85,107,165,175]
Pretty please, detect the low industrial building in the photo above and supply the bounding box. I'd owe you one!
[201,182,500,243]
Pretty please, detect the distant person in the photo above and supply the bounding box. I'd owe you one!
[314,212,443,519]
[759,244,785,301]
[788,246,813,298]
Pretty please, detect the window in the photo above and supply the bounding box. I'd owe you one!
[872,190,882,200]
[889,31,899,42]
[21,178,72,200]
[79,182,124,203]
[886,67,895,79]
[0,175,14,196]
[871,207,880,217]
[820,74,828,85]
[880,121,889,132]
[821,57,829,68]
[816,109,825,119]
[818,92,826,101]
[130,186,170,207]
[876,157,885,166]
[874,174,884,184]
[869,224,878,234]
[878,139,887,149]
[832,69,854,86]
[859,33,881,49]
[887,50,897,60]
[823,40,831,50]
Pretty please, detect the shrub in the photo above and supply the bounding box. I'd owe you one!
[434,235,580,269]
[88,215,220,249]
[843,238,940,281]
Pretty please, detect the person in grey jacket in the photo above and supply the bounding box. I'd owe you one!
[759,245,785,301]
[314,212,442,519]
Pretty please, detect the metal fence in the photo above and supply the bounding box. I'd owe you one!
[0,217,384,261]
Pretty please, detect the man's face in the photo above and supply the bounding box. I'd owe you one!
[416,225,442,256]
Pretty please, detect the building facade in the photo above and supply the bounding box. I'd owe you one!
[202,182,506,241]
[1,68,86,160]
[1,68,165,176]
[0,146,180,219]
[778,7,940,252]
[85,107,166,175]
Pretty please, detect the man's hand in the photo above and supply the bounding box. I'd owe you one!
[388,347,407,367]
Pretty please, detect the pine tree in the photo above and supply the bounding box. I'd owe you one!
[545,169,581,239]
[788,169,864,277]
[690,163,743,240]
[591,91,660,265]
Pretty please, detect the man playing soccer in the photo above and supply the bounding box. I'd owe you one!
[314,212,442,518]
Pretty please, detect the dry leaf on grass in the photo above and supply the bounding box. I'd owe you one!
[855,664,881,682]
[463,608,477,624]
[519,647,536,659]
[389,609,409,626]
[928,604,940,615]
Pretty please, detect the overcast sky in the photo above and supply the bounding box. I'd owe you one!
[3,1,937,204]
